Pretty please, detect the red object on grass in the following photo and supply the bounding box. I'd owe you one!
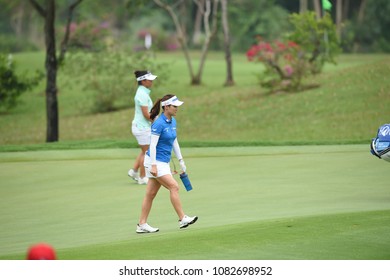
[27,243,56,260]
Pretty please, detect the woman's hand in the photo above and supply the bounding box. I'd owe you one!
[179,159,186,173]
[151,165,158,177]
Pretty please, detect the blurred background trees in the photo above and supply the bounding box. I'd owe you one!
[0,0,389,54]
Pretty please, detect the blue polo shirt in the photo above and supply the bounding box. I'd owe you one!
[146,113,177,163]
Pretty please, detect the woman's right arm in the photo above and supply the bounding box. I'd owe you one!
[149,134,159,176]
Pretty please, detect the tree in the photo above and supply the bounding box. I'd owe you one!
[221,0,234,86]
[29,0,83,142]
[153,0,219,85]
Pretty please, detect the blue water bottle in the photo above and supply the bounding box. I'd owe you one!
[180,172,193,191]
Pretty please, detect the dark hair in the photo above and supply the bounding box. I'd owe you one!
[134,70,148,85]
[150,94,175,121]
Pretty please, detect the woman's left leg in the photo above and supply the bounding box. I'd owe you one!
[157,174,185,220]
[137,144,149,179]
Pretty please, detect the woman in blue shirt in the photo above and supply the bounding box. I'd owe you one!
[128,70,157,185]
[136,94,198,233]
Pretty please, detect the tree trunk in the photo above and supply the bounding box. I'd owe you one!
[313,0,321,19]
[10,2,26,37]
[192,0,204,45]
[336,0,342,41]
[28,14,45,49]
[353,0,367,52]
[194,0,219,85]
[221,0,234,86]
[155,0,219,86]
[44,0,58,142]
[154,0,195,83]
[300,0,308,14]
[179,0,188,41]
[342,0,349,21]
[59,0,83,64]
[29,0,83,142]
[357,0,368,22]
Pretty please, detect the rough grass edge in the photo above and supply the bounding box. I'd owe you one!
[0,139,369,153]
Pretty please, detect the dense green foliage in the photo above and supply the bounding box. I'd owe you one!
[0,53,42,112]
[288,12,341,74]
[227,0,291,51]
[353,0,390,52]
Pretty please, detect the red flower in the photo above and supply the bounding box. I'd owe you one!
[287,41,299,48]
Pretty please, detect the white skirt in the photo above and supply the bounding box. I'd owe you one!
[131,122,151,145]
[144,154,173,178]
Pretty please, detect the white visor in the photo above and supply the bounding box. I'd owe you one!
[136,72,157,81]
[161,96,184,107]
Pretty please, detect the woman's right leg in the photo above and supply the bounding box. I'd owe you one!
[139,178,161,225]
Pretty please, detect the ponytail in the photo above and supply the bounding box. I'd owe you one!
[150,98,162,121]
[149,94,175,121]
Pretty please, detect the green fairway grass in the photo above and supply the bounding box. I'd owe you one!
[0,145,389,260]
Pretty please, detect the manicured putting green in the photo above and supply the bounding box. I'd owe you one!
[0,145,389,259]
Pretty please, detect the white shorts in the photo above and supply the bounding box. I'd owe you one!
[144,154,173,178]
[132,122,151,145]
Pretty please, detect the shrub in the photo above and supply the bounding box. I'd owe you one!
[62,50,169,114]
[61,21,111,52]
[247,11,341,93]
[0,53,43,112]
[287,12,341,74]
[247,39,307,92]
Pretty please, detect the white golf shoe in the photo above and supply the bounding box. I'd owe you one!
[128,169,139,181]
[179,215,198,229]
[136,223,159,234]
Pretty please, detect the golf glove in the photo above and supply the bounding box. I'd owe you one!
[179,159,186,173]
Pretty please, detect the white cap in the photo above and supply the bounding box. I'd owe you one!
[136,72,157,81]
[161,96,184,107]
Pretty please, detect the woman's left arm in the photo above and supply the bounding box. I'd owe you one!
[173,138,186,172]
[141,106,151,121]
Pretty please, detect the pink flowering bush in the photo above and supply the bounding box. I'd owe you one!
[247,12,341,93]
[63,21,110,51]
[246,39,307,92]
[136,29,179,51]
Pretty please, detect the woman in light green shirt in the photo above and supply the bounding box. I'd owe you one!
[128,70,157,185]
